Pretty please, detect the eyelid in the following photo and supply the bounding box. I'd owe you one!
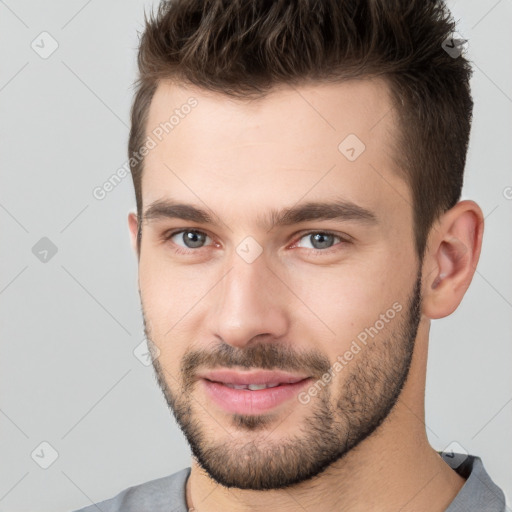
[291,229,353,244]
[163,228,216,250]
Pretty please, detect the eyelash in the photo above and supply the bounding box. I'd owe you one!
[162,229,350,256]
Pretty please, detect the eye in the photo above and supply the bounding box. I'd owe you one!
[163,229,349,256]
[293,231,348,253]
[165,229,213,253]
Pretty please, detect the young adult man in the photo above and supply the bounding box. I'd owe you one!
[74,0,507,510]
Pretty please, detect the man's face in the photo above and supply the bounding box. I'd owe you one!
[133,78,424,490]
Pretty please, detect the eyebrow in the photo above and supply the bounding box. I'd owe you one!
[143,197,378,231]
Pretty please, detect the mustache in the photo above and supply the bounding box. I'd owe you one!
[178,341,332,390]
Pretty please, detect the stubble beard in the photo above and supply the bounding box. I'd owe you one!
[145,270,422,490]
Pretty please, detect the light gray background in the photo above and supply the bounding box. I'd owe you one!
[1,1,511,511]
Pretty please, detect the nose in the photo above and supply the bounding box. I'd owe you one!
[209,251,289,349]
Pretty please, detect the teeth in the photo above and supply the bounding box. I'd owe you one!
[224,383,281,390]
[248,383,278,390]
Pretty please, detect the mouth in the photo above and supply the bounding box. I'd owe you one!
[197,368,310,387]
[197,369,312,415]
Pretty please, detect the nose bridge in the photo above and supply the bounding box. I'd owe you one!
[211,244,289,347]
[219,246,275,317]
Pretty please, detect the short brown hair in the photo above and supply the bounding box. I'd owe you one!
[129,0,473,260]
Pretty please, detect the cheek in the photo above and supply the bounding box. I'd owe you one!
[138,257,231,379]
[289,262,409,352]
[139,264,196,378]
[139,251,208,310]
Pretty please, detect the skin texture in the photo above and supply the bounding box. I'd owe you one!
[128,78,484,511]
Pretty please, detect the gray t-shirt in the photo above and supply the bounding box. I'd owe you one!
[71,454,507,511]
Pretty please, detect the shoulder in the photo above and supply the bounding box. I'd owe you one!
[71,467,191,512]
[444,454,507,512]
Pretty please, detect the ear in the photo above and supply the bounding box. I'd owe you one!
[421,200,484,319]
[128,210,140,259]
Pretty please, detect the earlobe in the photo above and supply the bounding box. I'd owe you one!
[421,200,484,319]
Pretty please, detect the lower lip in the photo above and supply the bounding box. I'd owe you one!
[201,378,312,415]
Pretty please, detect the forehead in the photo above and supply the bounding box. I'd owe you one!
[141,78,410,227]
[147,78,397,148]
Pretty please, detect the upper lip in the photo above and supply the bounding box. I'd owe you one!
[197,369,310,386]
